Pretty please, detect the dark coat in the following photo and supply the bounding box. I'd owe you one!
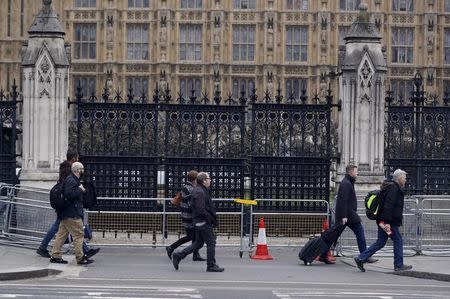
[191,183,218,227]
[180,181,195,228]
[58,174,84,220]
[335,174,361,224]
[58,161,72,183]
[378,180,404,226]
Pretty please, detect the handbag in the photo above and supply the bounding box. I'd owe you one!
[170,192,182,207]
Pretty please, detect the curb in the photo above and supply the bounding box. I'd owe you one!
[0,268,61,281]
[393,270,450,282]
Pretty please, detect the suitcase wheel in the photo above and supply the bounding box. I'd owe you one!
[303,260,311,266]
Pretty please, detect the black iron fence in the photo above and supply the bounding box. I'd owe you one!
[72,85,337,212]
[385,73,450,194]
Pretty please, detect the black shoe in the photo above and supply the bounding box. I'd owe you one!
[77,256,94,265]
[207,264,224,272]
[172,252,181,271]
[354,257,365,272]
[193,255,206,261]
[367,257,378,264]
[36,248,51,258]
[50,257,68,264]
[166,246,173,260]
[394,264,412,272]
[85,248,100,259]
[319,256,335,265]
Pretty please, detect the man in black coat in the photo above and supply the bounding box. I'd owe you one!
[355,169,412,272]
[320,165,377,264]
[50,162,92,265]
[172,172,224,272]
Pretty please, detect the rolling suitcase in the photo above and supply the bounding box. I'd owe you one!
[298,236,326,265]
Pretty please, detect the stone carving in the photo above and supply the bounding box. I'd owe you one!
[160,15,168,62]
[267,16,274,61]
[359,60,373,102]
[38,56,53,99]
[213,15,221,61]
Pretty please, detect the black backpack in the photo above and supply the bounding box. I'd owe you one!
[50,182,66,211]
[364,189,384,220]
[82,181,97,209]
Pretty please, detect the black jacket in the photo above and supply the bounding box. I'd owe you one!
[335,174,361,224]
[191,184,218,227]
[58,161,72,183]
[58,174,84,220]
[378,180,404,226]
[180,181,195,228]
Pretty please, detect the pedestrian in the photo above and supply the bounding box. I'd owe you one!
[50,162,92,265]
[36,149,99,259]
[166,170,205,262]
[354,169,412,272]
[172,172,224,272]
[320,165,377,264]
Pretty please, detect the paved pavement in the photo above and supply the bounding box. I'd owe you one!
[0,244,449,282]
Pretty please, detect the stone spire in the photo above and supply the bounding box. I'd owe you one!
[28,0,65,36]
[344,2,381,43]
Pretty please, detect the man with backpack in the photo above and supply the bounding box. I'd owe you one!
[50,162,92,265]
[319,165,377,264]
[354,169,412,272]
[166,170,205,262]
[36,149,99,260]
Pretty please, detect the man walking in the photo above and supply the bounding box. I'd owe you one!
[50,162,92,265]
[166,170,205,261]
[172,172,224,272]
[320,165,377,264]
[354,169,412,272]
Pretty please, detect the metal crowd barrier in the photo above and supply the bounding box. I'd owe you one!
[338,196,419,257]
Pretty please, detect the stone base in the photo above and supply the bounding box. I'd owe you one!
[19,169,59,190]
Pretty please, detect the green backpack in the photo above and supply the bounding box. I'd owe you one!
[364,190,384,220]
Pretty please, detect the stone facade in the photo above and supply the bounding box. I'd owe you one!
[0,0,449,101]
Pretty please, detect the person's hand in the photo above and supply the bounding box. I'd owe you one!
[342,218,348,225]
[79,185,86,192]
[384,223,391,233]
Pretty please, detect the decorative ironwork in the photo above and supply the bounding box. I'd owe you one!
[0,82,19,186]
[386,73,450,194]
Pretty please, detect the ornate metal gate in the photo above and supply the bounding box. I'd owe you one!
[0,83,19,186]
[385,73,450,194]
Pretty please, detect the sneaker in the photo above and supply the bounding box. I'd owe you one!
[77,257,94,265]
[354,257,365,272]
[367,257,379,264]
[36,248,51,258]
[50,257,68,264]
[319,256,335,265]
[394,264,413,272]
[85,248,100,259]
[206,264,224,272]
[166,246,173,260]
[193,255,206,262]
[172,252,181,271]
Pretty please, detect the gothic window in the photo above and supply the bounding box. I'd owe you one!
[233,25,255,61]
[391,27,413,64]
[390,79,413,101]
[181,0,202,9]
[285,78,307,99]
[444,80,450,96]
[7,0,11,37]
[74,0,96,7]
[74,24,97,60]
[339,26,350,46]
[446,0,450,12]
[392,0,414,12]
[127,77,149,97]
[234,0,256,10]
[339,0,360,11]
[74,76,96,98]
[179,25,202,61]
[286,0,308,10]
[128,0,149,8]
[445,29,450,64]
[127,24,149,60]
[232,77,255,98]
[285,26,308,62]
[179,77,202,99]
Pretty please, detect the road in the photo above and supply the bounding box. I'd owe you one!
[0,247,449,299]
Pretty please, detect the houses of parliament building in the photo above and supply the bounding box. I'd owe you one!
[1,0,450,102]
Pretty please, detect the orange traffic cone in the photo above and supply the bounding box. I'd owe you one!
[316,219,336,263]
[251,218,273,260]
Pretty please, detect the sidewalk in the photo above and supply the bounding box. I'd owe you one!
[1,244,449,282]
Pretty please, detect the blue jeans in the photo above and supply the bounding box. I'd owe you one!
[358,225,403,269]
[322,222,367,257]
[39,218,89,254]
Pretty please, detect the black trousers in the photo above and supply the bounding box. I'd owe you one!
[168,227,201,257]
[178,223,216,267]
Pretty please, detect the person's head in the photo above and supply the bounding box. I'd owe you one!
[196,172,211,188]
[71,162,84,178]
[392,169,407,188]
[187,170,198,183]
[346,164,358,178]
[66,149,79,164]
